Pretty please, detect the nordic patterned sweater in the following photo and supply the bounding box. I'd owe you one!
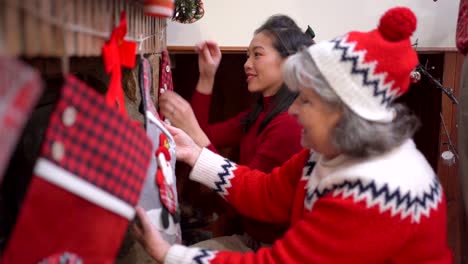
[191,90,302,243]
[164,139,453,264]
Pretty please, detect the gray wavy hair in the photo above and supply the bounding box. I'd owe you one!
[283,49,421,158]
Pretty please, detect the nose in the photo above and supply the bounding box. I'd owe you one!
[244,56,252,72]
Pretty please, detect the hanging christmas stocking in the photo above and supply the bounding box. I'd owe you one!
[158,50,174,121]
[1,75,152,263]
[138,57,181,244]
[0,57,43,184]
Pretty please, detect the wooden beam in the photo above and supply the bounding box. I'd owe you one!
[168,46,247,54]
[438,51,464,264]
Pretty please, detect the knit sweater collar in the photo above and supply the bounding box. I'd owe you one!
[262,96,273,110]
[319,153,349,167]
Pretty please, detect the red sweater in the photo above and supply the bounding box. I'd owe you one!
[191,90,302,243]
[165,140,453,264]
[191,90,302,173]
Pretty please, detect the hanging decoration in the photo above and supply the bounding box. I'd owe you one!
[0,57,43,183]
[1,75,152,263]
[144,0,175,18]
[102,11,137,115]
[158,50,174,121]
[172,0,205,24]
[138,57,181,244]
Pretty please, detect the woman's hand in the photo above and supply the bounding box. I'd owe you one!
[159,91,210,147]
[166,124,202,167]
[195,41,222,94]
[132,206,170,263]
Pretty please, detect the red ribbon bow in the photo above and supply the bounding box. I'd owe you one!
[102,11,136,115]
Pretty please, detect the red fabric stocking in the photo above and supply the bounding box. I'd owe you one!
[1,75,151,263]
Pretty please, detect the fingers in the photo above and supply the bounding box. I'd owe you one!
[202,46,212,63]
[132,206,149,241]
[135,206,152,231]
[165,122,183,135]
[195,41,205,52]
[205,41,221,59]
[160,91,186,107]
[132,220,143,238]
[196,41,220,64]
[159,91,186,118]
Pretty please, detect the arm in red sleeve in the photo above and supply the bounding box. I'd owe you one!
[191,90,245,149]
[164,194,452,264]
[189,148,309,223]
[247,113,302,173]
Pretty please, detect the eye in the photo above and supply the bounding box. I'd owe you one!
[298,95,311,105]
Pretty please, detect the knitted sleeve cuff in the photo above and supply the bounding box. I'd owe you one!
[164,245,217,264]
[189,148,237,196]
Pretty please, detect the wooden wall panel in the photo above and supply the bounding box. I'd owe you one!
[0,0,166,57]
[438,52,466,264]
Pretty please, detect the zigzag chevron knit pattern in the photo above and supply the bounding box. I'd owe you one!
[213,159,236,197]
[330,35,398,107]
[174,143,452,263]
[305,175,442,223]
[193,249,217,264]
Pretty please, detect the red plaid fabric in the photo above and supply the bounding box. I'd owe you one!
[158,51,174,119]
[140,57,158,116]
[40,75,151,205]
[1,75,152,263]
[155,143,177,214]
[0,57,43,182]
[156,169,177,214]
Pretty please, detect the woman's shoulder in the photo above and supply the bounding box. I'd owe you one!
[262,112,301,134]
[268,112,300,125]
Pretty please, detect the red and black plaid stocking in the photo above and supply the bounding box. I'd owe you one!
[1,75,152,263]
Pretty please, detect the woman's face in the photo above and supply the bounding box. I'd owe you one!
[288,86,342,158]
[244,32,285,96]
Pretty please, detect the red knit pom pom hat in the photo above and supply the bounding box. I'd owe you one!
[307,7,418,122]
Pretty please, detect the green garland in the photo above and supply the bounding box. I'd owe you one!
[173,0,205,24]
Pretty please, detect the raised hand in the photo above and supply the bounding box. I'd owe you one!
[195,41,222,94]
[165,124,202,167]
[159,91,211,148]
[132,206,170,263]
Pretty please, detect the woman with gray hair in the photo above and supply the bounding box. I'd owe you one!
[132,7,452,264]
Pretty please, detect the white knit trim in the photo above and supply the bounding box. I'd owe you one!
[307,35,397,122]
[35,158,135,220]
[332,177,442,223]
[303,140,443,223]
[190,148,237,198]
[301,152,316,182]
[164,245,217,264]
